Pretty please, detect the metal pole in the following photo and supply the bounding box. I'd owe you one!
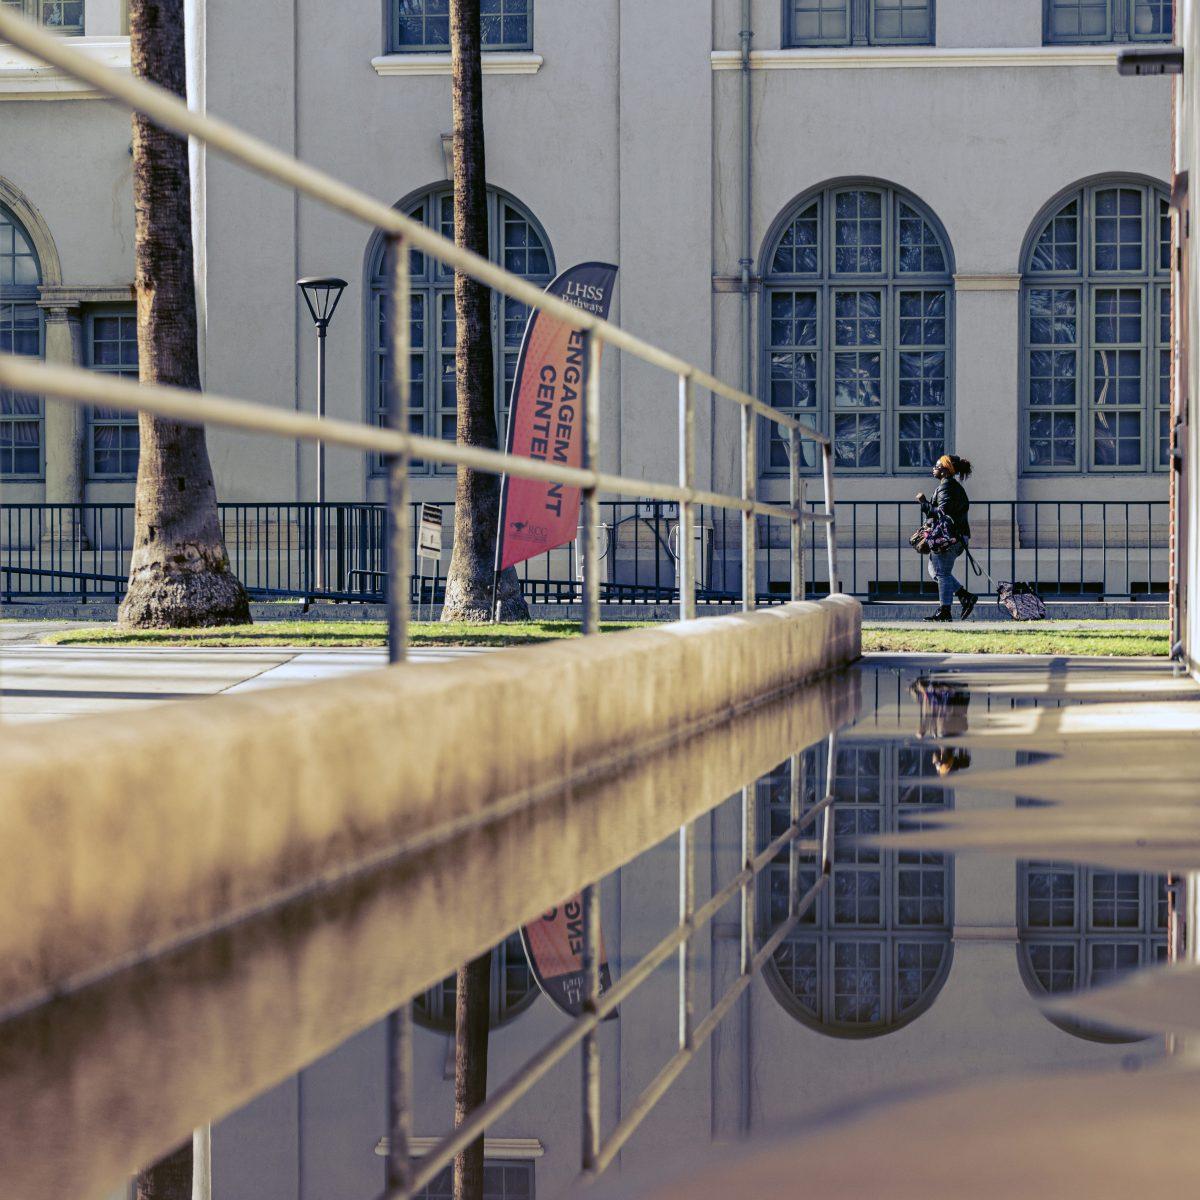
[789,428,804,602]
[316,323,326,594]
[581,881,602,1174]
[678,821,695,1051]
[582,331,602,634]
[788,752,802,918]
[678,373,696,621]
[821,441,837,595]
[387,1009,414,1195]
[191,1125,211,1200]
[385,233,414,1198]
[740,784,754,975]
[742,405,756,612]
[821,732,837,877]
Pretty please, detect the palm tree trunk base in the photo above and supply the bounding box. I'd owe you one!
[118,559,251,628]
[441,563,528,623]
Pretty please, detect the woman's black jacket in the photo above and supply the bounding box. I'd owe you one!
[921,477,971,540]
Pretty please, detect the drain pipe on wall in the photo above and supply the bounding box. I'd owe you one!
[738,0,754,1139]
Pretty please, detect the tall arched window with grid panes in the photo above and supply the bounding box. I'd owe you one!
[367,187,553,475]
[761,182,955,476]
[0,202,43,479]
[1021,178,1171,473]
[757,739,954,1036]
[1018,860,1167,1040]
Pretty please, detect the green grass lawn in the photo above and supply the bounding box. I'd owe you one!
[861,625,1167,657]
[42,620,652,648]
[39,617,1168,656]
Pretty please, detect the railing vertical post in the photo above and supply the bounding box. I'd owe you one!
[820,441,837,595]
[788,751,802,918]
[386,233,413,663]
[740,784,754,976]
[582,331,602,635]
[678,372,696,621]
[789,427,805,602]
[383,233,414,1200]
[387,1008,414,1196]
[581,880,601,1174]
[741,404,756,611]
[678,820,695,1051]
[821,732,837,877]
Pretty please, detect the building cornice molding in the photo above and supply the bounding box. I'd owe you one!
[710,45,1122,71]
[0,36,130,99]
[38,284,136,307]
[371,51,543,77]
[953,273,1022,291]
[374,1137,545,1160]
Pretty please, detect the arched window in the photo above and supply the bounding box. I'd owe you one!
[759,740,954,1036]
[412,931,538,1032]
[0,201,43,478]
[367,186,553,475]
[1021,177,1170,473]
[1044,1,1172,44]
[1017,861,1167,1040]
[761,182,955,475]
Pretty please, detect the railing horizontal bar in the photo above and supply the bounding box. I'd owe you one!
[749,795,834,875]
[589,873,828,1176]
[0,9,826,446]
[0,356,800,523]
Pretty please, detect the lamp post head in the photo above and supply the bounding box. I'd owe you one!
[297,276,348,331]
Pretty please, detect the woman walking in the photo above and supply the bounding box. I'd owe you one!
[917,454,977,622]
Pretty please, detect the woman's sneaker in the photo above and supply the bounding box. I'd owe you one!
[956,588,978,620]
[924,605,952,622]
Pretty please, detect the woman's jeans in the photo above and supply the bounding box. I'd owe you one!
[928,541,966,607]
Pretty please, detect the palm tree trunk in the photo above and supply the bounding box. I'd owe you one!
[135,1139,191,1200]
[453,950,492,1200]
[441,0,528,622]
[119,0,249,629]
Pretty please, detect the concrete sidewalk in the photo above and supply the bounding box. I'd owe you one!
[0,638,489,722]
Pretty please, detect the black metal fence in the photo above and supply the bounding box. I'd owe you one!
[0,499,1170,604]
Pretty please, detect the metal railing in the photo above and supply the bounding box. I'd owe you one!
[1,498,1168,604]
[0,11,839,1197]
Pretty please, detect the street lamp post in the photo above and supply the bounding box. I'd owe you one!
[298,276,347,595]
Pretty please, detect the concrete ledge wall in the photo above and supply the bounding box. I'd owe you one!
[0,596,859,1015]
[0,630,860,1200]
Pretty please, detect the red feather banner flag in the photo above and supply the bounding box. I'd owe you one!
[496,262,618,573]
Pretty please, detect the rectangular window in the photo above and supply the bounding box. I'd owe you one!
[895,289,947,469]
[1026,287,1080,469]
[1091,286,1144,468]
[1045,0,1172,44]
[1,0,85,35]
[785,0,933,47]
[0,301,42,477]
[414,1158,534,1199]
[1157,284,1171,468]
[832,289,883,469]
[390,0,531,53]
[86,307,140,478]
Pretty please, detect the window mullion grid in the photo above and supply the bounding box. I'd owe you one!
[1089,282,1146,470]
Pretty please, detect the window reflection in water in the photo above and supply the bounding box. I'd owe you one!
[758,739,955,1036]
